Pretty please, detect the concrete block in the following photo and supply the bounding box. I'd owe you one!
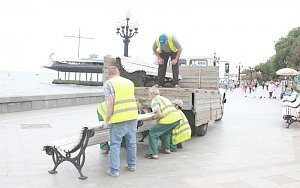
[0,104,8,113]
[66,98,76,106]
[8,97,23,103]
[56,99,68,107]
[22,95,45,101]
[90,96,102,104]
[20,102,32,111]
[8,103,22,113]
[46,100,57,108]
[0,97,10,103]
[32,101,45,110]
[75,97,84,105]
[83,97,91,104]
[44,94,64,100]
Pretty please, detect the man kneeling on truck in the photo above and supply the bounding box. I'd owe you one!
[145,86,182,159]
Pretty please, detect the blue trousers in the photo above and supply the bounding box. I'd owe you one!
[109,120,137,174]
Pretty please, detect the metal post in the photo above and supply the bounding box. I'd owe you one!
[123,38,130,57]
[236,63,243,88]
[238,66,241,86]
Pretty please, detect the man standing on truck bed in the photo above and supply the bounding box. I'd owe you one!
[152,34,182,88]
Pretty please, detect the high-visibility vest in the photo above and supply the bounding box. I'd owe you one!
[97,101,107,120]
[156,35,178,53]
[172,110,191,145]
[155,96,182,124]
[109,76,138,124]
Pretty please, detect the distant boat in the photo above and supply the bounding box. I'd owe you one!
[44,53,104,73]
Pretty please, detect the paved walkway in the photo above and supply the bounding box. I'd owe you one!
[1,87,300,188]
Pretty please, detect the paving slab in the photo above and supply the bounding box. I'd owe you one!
[0,87,300,188]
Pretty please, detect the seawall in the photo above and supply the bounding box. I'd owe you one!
[0,92,104,114]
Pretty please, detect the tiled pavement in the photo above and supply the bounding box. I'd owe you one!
[1,87,300,188]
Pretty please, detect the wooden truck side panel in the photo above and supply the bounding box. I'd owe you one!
[135,87,194,111]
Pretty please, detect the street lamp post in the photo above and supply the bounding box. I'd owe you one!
[236,63,243,87]
[116,11,139,57]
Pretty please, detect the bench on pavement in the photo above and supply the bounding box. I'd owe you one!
[282,93,300,128]
[42,113,155,180]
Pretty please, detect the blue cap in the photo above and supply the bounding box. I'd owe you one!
[159,34,167,47]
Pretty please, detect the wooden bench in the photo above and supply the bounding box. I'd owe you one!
[42,113,155,180]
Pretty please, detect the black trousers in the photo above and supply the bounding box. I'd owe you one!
[157,51,179,86]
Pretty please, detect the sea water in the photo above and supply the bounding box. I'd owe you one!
[0,70,102,97]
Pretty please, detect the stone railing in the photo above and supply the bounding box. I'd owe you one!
[0,92,104,114]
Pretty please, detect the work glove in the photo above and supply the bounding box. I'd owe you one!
[171,59,178,65]
[102,120,109,129]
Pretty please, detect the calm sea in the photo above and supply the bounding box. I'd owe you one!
[0,70,102,97]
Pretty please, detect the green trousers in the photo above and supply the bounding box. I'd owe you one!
[148,120,180,155]
[97,112,108,150]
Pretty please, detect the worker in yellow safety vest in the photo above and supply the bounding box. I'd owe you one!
[103,66,138,178]
[145,86,183,159]
[170,99,192,150]
[97,101,110,153]
[152,34,182,88]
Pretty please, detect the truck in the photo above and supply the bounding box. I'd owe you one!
[103,55,226,136]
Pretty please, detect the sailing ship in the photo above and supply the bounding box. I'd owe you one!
[44,53,104,73]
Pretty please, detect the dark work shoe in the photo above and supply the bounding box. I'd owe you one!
[177,143,183,149]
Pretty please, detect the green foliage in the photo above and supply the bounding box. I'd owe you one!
[255,27,300,81]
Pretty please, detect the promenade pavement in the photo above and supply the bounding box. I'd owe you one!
[1,86,300,188]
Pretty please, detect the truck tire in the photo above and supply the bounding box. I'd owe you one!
[195,123,208,136]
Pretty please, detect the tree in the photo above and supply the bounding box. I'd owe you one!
[255,26,300,81]
[274,27,300,70]
[288,36,300,69]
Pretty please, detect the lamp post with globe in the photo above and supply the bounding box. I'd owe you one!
[116,11,139,57]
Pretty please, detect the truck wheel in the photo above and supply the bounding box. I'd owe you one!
[215,106,224,121]
[195,123,208,136]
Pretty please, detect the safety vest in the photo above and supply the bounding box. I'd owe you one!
[109,76,138,124]
[155,96,182,124]
[156,35,178,53]
[172,110,191,145]
[97,101,107,120]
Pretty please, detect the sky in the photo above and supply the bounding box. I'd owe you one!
[0,0,299,73]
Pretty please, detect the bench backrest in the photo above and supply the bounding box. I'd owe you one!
[87,127,110,147]
[85,113,155,147]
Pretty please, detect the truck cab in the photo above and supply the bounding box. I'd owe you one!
[178,57,216,67]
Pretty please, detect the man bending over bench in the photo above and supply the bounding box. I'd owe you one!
[103,66,138,178]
